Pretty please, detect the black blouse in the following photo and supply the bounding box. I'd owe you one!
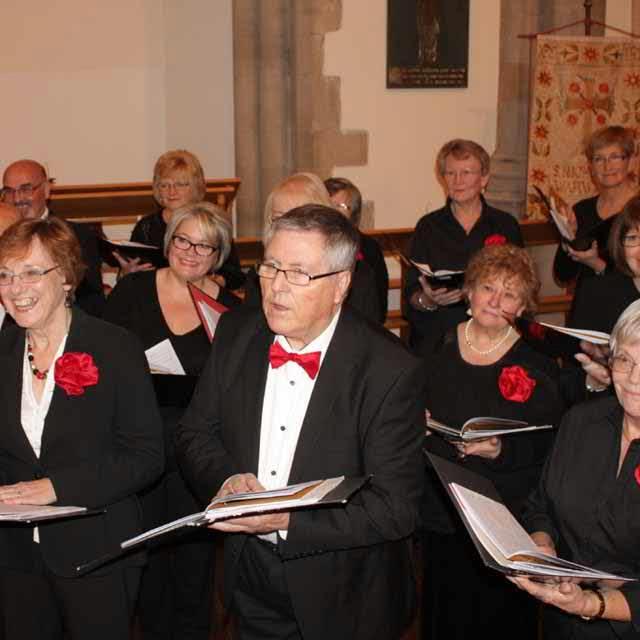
[523,396,640,639]
[404,197,523,354]
[423,328,565,533]
[553,196,618,286]
[131,210,246,291]
[570,271,639,334]
[103,270,241,376]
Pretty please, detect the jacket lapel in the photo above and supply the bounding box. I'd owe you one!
[241,322,273,474]
[288,310,356,482]
[0,325,40,466]
[40,309,87,456]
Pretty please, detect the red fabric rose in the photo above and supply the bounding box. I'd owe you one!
[498,366,536,403]
[527,322,547,341]
[635,465,640,487]
[54,352,99,397]
[484,234,507,247]
[356,250,364,262]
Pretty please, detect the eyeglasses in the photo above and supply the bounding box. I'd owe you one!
[0,265,59,287]
[610,353,640,376]
[157,181,191,192]
[592,153,628,166]
[256,262,344,286]
[1,180,47,202]
[622,233,640,247]
[171,234,217,257]
[443,169,481,180]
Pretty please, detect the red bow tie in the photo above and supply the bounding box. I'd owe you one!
[269,341,321,379]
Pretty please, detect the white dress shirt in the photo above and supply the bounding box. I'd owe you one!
[21,334,68,542]
[257,308,341,542]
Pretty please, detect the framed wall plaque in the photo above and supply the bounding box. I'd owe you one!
[387,0,469,89]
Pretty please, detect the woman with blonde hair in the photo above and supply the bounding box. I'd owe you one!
[117,149,245,289]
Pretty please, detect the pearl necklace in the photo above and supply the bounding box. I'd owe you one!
[27,338,49,380]
[464,319,512,356]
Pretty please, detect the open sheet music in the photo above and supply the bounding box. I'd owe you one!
[0,503,88,523]
[100,238,164,268]
[427,453,632,581]
[187,282,229,342]
[427,416,553,442]
[77,476,369,574]
[145,339,186,375]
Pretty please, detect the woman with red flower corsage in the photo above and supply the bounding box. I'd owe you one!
[421,244,567,640]
[0,216,163,640]
[404,138,523,356]
[514,299,640,639]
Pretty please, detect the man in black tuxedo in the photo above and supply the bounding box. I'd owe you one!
[176,205,425,640]
[2,159,106,316]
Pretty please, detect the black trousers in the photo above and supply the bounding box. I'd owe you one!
[421,529,539,640]
[137,470,215,640]
[232,538,302,640]
[0,544,140,640]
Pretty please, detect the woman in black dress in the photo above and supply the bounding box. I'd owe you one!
[512,299,640,639]
[571,195,640,334]
[553,126,637,288]
[404,139,523,355]
[116,149,245,289]
[422,244,565,640]
[104,201,241,640]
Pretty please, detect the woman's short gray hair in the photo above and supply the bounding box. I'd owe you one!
[264,204,358,272]
[164,201,231,272]
[610,299,640,356]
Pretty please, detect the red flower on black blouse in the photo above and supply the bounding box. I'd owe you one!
[634,465,640,487]
[54,352,99,397]
[527,322,547,341]
[484,234,507,247]
[498,366,537,403]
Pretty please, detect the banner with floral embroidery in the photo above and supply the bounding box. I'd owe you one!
[524,35,640,223]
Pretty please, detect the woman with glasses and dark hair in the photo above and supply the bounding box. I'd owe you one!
[553,126,638,288]
[404,138,523,355]
[116,149,245,290]
[570,196,640,334]
[104,201,241,640]
[512,298,640,639]
[0,216,163,639]
[325,177,390,321]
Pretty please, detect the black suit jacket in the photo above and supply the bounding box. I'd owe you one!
[0,309,164,577]
[176,305,425,640]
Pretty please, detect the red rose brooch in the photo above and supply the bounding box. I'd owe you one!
[527,322,547,341]
[54,352,99,397]
[484,234,507,246]
[498,365,536,403]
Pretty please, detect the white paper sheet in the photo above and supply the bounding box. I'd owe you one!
[145,339,186,375]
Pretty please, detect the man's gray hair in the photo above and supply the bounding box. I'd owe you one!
[264,204,359,272]
[611,299,640,356]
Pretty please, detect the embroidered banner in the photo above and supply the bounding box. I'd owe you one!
[524,35,640,223]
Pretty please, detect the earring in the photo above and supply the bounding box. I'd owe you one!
[466,307,473,317]
[64,290,74,308]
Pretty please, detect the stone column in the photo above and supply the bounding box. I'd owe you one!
[233,0,261,236]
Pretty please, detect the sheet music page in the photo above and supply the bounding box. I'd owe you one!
[145,339,186,375]
[450,483,538,559]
